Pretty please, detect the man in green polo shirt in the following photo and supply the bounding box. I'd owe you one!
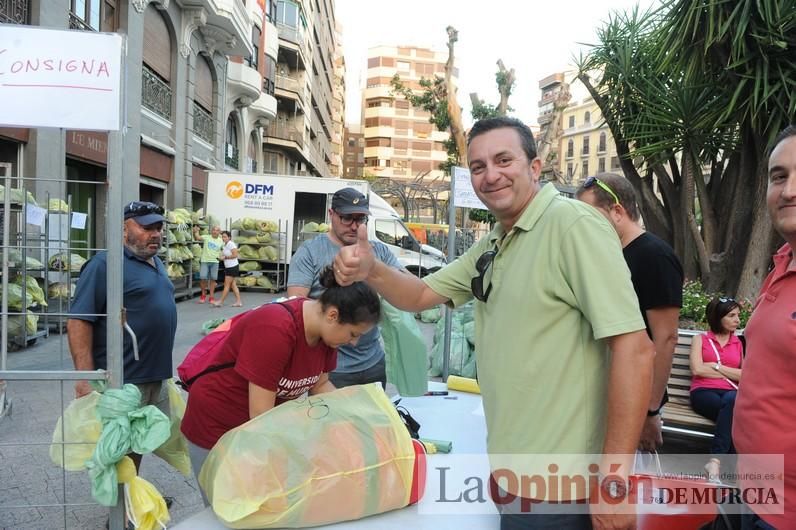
[334,117,653,530]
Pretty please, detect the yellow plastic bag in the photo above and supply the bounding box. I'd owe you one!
[200,384,416,529]
[152,380,191,476]
[117,456,170,530]
[50,391,102,471]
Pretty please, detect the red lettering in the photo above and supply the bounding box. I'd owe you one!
[97,61,110,77]
[10,61,23,73]
[66,60,77,72]
[81,60,94,75]
[489,469,518,506]
[43,59,53,71]
[25,59,39,72]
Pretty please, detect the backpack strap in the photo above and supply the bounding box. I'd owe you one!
[181,300,300,390]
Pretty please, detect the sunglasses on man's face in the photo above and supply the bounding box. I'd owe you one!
[335,212,369,226]
[719,297,736,303]
[471,249,497,303]
[582,176,620,206]
[125,201,165,216]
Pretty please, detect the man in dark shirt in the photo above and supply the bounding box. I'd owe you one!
[577,173,684,451]
[68,201,178,470]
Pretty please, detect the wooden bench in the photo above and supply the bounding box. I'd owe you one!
[660,330,715,439]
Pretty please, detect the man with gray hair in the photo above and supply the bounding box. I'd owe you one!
[576,173,683,452]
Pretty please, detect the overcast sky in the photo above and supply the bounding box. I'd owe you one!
[336,0,658,128]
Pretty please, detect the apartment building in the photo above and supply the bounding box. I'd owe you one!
[0,0,277,247]
[559,96,621,184]
[342,124,365,179]
[264,0,343,178]
[361,45,452,182]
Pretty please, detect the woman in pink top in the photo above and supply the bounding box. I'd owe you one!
[689,297,743,481]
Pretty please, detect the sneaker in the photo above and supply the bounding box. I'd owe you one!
[208,297,216,305]
[198,295,206,304]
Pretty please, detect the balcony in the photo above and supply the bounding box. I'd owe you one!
[249,92,277,121]
[68,11,93,30]
[192,102,214,144]
[0,0,29,24]
[264,123,303,151]
[227,61,262,104]
[265,20,279,59]
[142,66,173,122]
[183,0,253,57]
[276,21,300,45]
[275,74,303,100]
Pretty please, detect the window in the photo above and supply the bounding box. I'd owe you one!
[582,160,589,177]
[347,138,356,147]
[611,156,620,169]
[584,111,591,124]
[598,158,605,173]
[265,0,277,22]
[375,219,412,248]
[263,55,276,95]
[568,116,575,128]
[582,136,590,155]
[264,151,279,173]
[598,132,607,152]
[277,0,298,28]
[247,132,258,173]
[567,163,573,178]
[225,115,239,169]
[397,61,410,71]
[247,26,261,69]
[566,139,574,158]
[367,57,380,68]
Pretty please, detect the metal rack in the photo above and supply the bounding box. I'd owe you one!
[162,220,198,301]
[233,218,288,292]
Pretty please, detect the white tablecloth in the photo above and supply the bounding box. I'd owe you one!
[172,381,500,529]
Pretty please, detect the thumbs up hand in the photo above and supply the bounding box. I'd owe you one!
[334,224,375,285]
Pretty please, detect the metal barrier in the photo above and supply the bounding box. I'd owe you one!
[0,124,127,530]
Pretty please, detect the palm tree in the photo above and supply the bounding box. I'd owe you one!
[578,0,795,298]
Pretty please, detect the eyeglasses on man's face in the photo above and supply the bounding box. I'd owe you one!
[583,176,620,206]
[471,249,497,303]
[125,201,165,216]
[719,296,736,303]
[335,211,369,226]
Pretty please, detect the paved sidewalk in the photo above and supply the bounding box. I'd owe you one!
[0,290,287,529]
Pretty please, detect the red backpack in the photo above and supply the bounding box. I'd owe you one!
[177,301,297,390]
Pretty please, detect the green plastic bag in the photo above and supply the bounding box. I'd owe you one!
[380,300,428,397]
[85,384,171,506]
[202,318,226,335]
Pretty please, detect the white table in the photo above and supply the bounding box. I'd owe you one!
[173,381,500,529]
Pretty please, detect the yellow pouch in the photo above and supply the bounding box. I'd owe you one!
[117,456,170,530]
[50,391,102,470]
[200,384,417,528]
[152,379,191,476]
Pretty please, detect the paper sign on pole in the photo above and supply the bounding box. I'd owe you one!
[71,212,88,229]
[25,203,46,228]
[451,166,487,210]
[0,25,123,130]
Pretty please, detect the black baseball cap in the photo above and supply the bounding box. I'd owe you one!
[331,187,370,215]
[123,201,166,225]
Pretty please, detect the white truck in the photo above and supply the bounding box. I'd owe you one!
[204,172,446,277]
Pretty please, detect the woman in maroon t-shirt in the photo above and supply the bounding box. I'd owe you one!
[181,267,381,490]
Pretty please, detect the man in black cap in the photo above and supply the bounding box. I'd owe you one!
[68,201,178,471]
[287,187,403,388]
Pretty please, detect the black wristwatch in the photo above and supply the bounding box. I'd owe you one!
[647,405,663,417]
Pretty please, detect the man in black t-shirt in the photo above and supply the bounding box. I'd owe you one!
[577,173,684,451]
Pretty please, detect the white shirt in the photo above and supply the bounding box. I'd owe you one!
[222,240,239,268]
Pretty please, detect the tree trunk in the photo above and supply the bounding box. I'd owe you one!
[445,27,467,167]
[496,59,515,117]
[736,162,775,300]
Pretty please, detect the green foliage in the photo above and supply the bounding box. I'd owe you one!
[680,281,753,329]
[468,208,496,226]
